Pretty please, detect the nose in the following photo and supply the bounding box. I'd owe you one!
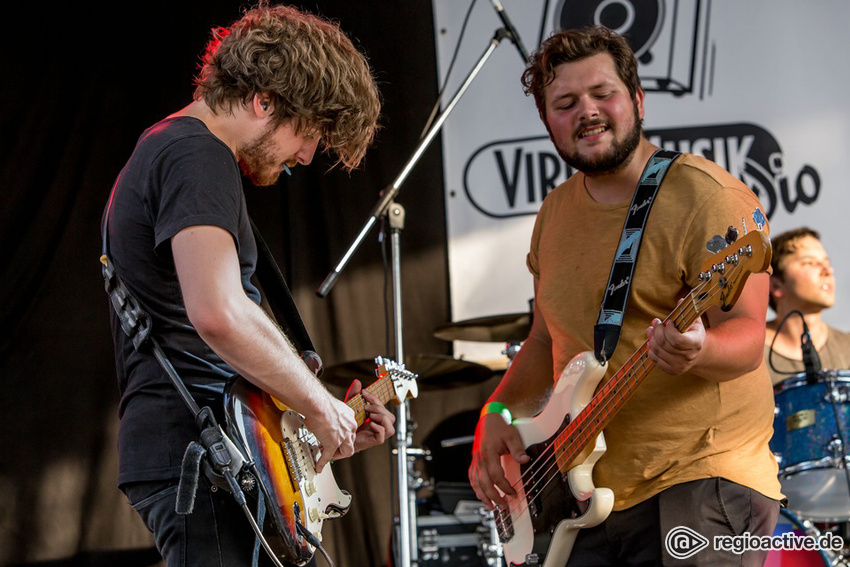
[576,95,600,121]
[296,137,320,166]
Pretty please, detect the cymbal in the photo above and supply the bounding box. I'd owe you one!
[321,354,494,391]
[433,312,531,343]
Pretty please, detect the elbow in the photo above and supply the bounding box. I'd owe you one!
[186,299,242,345]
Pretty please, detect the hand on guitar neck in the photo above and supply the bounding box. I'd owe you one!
[343,379,397,454]
[302,378,398,473]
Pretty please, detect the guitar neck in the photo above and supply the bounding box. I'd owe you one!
[345,375,395,426]
[555,289,703,471]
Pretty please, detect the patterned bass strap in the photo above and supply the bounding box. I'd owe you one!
[593,149,681,364]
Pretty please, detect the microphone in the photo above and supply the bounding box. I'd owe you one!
[800,319,822,383]
[489,0,531,63]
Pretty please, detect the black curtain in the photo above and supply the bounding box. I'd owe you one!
[0,2,501,566]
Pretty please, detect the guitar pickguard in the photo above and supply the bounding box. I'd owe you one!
[519,420,584,560]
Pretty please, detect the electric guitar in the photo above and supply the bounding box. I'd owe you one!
[495,229,771,566]
[223,356,418,566]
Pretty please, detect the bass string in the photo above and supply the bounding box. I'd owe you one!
[495,264,740,537]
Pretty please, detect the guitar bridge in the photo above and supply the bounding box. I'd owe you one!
[495,507,514,542]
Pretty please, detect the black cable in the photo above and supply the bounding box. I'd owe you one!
[420,0,478,140]
[767,309,814,378]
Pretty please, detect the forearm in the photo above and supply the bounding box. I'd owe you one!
[195,292,332,416]
[690,315,766,382]
[487,332,554,418]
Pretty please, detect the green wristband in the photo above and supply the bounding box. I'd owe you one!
[480,401,513,425]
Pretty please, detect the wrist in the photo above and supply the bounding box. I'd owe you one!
[480,401,513,425]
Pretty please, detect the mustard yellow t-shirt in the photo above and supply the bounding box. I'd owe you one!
[527,153,783,510]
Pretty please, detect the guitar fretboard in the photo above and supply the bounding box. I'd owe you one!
[346,372,396,426]
[553,286,707,472]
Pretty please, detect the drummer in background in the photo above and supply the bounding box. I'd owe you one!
[765,227,850,384]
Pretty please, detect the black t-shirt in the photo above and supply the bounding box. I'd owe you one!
[104,116,261,485]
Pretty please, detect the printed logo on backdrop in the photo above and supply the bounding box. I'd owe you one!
[462,123,821,219]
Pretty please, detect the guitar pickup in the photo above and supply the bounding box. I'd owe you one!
[281,438,304,490]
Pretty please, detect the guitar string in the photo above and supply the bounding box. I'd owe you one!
[497,271,716,531]
[493,275,713,536]
[495,259,745,537]
[346,370,409,422]
[498,252,753,536]
[514,268,717,485]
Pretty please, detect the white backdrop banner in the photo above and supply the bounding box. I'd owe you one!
[432,0,849,364]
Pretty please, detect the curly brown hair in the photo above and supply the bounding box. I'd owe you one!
[521,25,641,121]
[194,3,381,170]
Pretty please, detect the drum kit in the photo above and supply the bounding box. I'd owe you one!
[770,369,850,566]
[323,312,530,567]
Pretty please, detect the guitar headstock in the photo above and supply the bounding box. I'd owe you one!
[375,356,419,403]
[695,229,772,312]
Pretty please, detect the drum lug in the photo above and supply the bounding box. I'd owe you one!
[828,436,846,462]
[824,383,850,404]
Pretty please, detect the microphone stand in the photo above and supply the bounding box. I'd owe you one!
[316,27,516,567]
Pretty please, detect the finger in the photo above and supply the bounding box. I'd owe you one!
[503,431,530,464]
[469,462,501,510]
[368,413,395,437]
[315,445,335,473]
[344,379,363,402]
[479,463,509,509]
[360,388,380,404]
[365,402,396,423]
[365,421,387,444]
[487,462,515,500]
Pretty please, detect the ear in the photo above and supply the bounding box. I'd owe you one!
[769,275,784,302]
[252,93,272,117]
[635,87,646,119]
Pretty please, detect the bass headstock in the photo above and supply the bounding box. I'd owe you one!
[695,229,772,312]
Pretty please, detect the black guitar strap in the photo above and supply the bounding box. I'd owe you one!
[593,149,680,364]
[249,218,321,374]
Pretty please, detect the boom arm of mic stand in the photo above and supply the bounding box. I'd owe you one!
[315,29,509,298]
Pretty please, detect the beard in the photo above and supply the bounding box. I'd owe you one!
[555,103,643,175]
[238,125,280,187]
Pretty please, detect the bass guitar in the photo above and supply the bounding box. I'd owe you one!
[224,356,418,566]
[495,229,771,566]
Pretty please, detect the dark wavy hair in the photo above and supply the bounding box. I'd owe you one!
[194,3,381,170]
[521,25,641,121]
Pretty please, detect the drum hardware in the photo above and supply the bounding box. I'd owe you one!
[826,383,850,404]
[501,341,522,367]
[772,370,850,522]
[433,313,531,344]
[830,437,847,461]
